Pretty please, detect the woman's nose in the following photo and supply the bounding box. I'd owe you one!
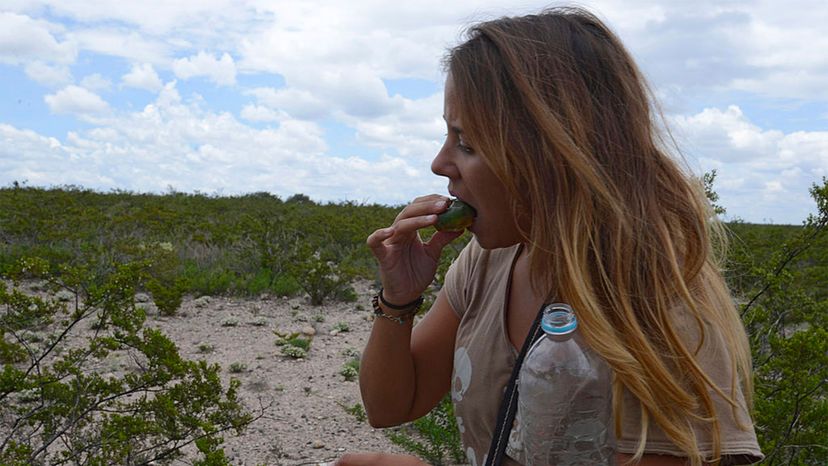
[431,144,456,178]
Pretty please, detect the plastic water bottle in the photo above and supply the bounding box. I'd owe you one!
[517,303,615,465]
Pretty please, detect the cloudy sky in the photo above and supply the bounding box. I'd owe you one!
[1,1,826,224]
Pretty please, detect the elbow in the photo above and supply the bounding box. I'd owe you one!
[366,415,394,429]
[364,407,407,428]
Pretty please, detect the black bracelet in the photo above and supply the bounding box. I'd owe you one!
[372,294,418,325]
[378,287,424,311]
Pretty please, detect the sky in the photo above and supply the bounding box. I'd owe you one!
[1,1,826,225]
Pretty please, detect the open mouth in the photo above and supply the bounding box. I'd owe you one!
[435,198,476,232]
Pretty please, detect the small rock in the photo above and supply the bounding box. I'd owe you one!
[301,325,316,336]
[311,440,325,449]
[55,289,74,302]
[134,292,151,303]
[329,329,339,336]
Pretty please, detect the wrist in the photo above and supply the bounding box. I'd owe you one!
[372,288,424,325]
[379,288,424,311]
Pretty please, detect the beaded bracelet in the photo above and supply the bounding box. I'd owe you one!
[371,288,424,325]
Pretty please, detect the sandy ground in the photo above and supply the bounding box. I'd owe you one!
[9,279,424,466]
[147,280,411,465]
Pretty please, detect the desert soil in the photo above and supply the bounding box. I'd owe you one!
[145,279,412,465]
[12,279,436,466]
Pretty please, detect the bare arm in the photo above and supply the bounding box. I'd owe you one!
[334,452,429,465]
[360,194,463,427]
[359,291,459,426]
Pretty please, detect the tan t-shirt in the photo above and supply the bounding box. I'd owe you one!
[443,238,763,465]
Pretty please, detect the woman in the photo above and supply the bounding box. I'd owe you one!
[339,7,762,466]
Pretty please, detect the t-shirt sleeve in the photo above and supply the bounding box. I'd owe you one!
[617,311,764,464]
[442,238,481,320]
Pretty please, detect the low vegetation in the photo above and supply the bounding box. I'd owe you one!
[1,178,826,464]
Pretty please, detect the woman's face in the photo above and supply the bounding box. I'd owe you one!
[431,75,525,249]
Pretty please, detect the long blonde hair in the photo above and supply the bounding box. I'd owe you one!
[446,7,753,465]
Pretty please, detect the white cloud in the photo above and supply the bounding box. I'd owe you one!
[0,123,110,188]
[3,1,828,222]
[0,12,76,65]
[80,73,112,92]
[121,63,164,92]
[44,85,110,116]
[347,92,444,163]
[246,87,330,121]
[24,61,72,87]
[0,80,444,204]
[229,2,470,126]
[72,28,171,64]
[172,51,236,86]
[26,0,250,36]
[603,1,828,104]
[673,105,828,224]
[239,104,283,123]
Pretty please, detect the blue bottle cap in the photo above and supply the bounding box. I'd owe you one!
[540,303,577,335]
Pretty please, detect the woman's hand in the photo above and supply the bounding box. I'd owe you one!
[366,195,463,304]
[334,452,430,466]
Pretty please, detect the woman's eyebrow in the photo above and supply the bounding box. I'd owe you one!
[442,115,463,134]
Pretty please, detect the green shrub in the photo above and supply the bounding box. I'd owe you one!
[281,336,310,351]
[198,343,215,354]
[244,269,274,296]
[333,321,350,333]
[275,331,311,359]
[221,317,240,327]
[271,273,302,297]
[229,362,248,373]
[287,242,357,305]
[336,285,359,303]
[387,396,465,466]
[2,182,826,464]
[339,357,360,381]
[280,345,307,359]
[147,277,185,315]
[339,401,367,423]
[181,263,236,296]
[0,259,253,465]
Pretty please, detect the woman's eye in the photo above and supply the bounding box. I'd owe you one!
[457,140,474,154]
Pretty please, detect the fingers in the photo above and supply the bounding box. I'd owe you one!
[366,226,395,253]
[389,195,451,235]
[390,214,438,237]
[394,195,450,224]
[366,195,450,252]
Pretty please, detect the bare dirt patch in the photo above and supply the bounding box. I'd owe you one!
[144,280,407,465]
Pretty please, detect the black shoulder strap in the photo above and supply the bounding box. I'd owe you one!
[484,304,547,466]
